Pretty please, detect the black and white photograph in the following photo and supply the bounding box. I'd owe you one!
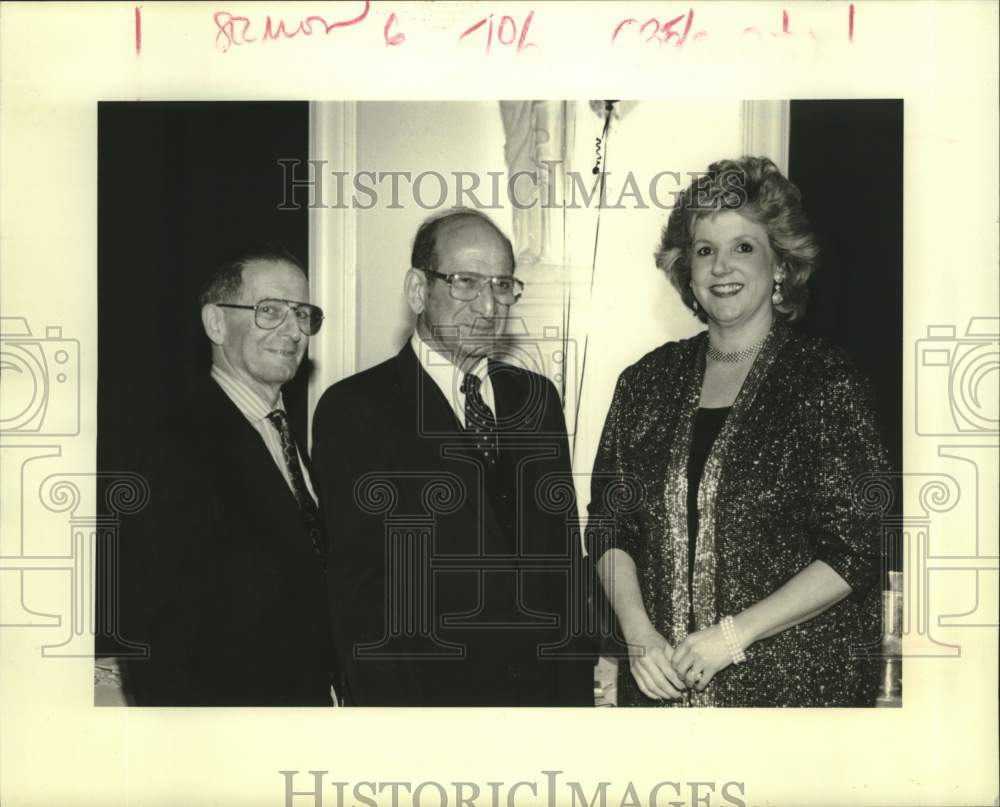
[1,3,996,806]
[95,99,904,711]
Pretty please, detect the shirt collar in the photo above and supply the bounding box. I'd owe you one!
[210,364,285,425]
[410,331,490,416]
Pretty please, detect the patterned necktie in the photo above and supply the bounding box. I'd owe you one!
[265,409,325,561]
[461,372,498,464]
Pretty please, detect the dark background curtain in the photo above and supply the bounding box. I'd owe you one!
[97,102,309,655]
[789,99,904,573]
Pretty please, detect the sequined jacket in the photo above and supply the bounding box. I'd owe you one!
[588,322,888,707]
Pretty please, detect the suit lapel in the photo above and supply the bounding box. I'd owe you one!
[395,342,463,438]
[199,379,303,516]
[489,359,543,436]
[396,343,543,433]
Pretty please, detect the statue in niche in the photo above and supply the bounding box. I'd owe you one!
[499,100,565,267]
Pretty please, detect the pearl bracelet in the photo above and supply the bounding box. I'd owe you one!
[719,615,746,664]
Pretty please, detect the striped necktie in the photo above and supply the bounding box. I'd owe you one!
[265,409,325,561]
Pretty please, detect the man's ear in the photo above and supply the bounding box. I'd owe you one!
[201,303,226,346]
[404,268,427,315]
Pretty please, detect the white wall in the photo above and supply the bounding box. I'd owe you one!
[564,101,743,500]
[354,102,512,372]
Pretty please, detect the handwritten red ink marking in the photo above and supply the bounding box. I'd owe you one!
[214,1,370,52]
[263,16,297,40]
[612,18,636,42]
[460,11,536,53]
[615,6,862,47]
[460,15,490,50]
[214,12,254,51]
[498,15,516,45]
[461,17,488,38]
[662,10,694,45]
[384,12,404,46]
[518,11,535,51]
[612,9,698,46]
[135,6,142,55]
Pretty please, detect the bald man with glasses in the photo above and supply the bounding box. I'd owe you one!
[120,246,339,706]
[312,209,595,706]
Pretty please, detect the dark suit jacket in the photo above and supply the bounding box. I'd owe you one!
[120,378,336,706]
[312,343,596,706]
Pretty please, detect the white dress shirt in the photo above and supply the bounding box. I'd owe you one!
[410,331,495,427]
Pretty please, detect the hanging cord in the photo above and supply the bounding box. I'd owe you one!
[559,101,572,404]
[570,100,617,459]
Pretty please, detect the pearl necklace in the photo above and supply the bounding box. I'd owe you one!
[706,335,767,364]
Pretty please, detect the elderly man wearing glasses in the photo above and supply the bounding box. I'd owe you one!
[120,246,339,706]
[312,208,595,706]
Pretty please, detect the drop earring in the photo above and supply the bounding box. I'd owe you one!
[772,268,786,306]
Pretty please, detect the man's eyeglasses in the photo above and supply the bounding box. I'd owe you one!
[216,298,325,335]
[422,269,525,305]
